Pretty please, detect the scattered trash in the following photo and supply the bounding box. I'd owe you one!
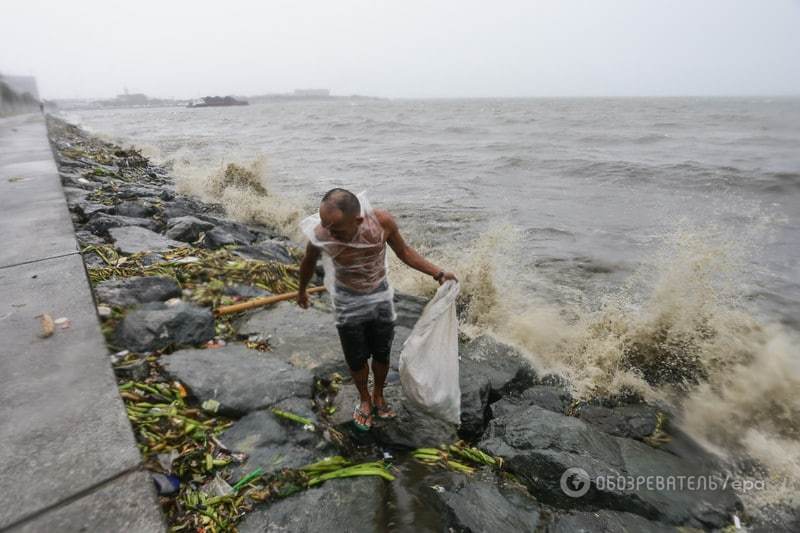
[152,472,181,495]
[36,313,55,338]
[96,305,112,318]
[430,484,445,493]
[157,449,180,473]
[201,474,234,497]
[173,381,188,398]
[7,176,28,183]
[54,316,71,329]
[734,515,742,529]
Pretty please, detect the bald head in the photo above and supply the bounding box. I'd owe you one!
[319,188,363,242]
[322,188,360,217]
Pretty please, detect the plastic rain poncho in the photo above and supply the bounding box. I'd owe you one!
[299,191,396,326]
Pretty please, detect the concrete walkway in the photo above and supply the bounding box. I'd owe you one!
[0,114,164,531]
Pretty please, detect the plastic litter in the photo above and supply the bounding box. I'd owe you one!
[201,475,234,497]
[299,191,396,326]
[399,280,461,424]
[152,472,181,495]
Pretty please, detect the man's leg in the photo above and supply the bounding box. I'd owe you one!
[336,323,373,427]
[366,319,396,417]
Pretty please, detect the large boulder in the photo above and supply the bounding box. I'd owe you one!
[85,212,158,237]
[489,385,573,419]
[161,344,315,416]
[237,302,346,375]
[458,335,537,438]
[238,477,386,533]
[165,216,214,243]
[428,471,544,532]
[219,408,331,482]
[479,405,740,528]
[114,301,215,352]
[108,226,186,255]
[94,276,181,307]
[575,403,659,440]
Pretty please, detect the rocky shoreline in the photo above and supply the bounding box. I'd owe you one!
[46,116,762,532]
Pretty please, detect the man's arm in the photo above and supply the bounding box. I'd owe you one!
[297,241,321,308]
[376,209,457,284]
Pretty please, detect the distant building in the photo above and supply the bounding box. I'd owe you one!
[0,74,39,100]
[115,88,149,105]
[293,89,330,97]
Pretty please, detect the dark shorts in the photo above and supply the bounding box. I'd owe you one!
[336,318,395,372]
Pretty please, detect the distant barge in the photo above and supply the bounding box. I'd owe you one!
[187,96,249,108]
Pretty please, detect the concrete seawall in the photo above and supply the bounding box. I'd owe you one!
[0,114,164,531]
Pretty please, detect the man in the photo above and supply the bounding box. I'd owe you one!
[297,188,457,430]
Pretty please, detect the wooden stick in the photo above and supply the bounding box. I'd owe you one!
[215,286,326,316]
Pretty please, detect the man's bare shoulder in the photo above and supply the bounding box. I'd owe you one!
[373,208,398,231]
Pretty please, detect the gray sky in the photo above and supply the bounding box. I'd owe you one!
[2,0,799,99]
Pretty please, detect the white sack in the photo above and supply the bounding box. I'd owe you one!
[399,280,461,424]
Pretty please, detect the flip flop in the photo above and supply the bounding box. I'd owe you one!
[373,402,397,420]
[352,405,372,431]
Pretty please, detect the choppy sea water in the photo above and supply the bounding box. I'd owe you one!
[66,97,799,327]
[66,97,800,516]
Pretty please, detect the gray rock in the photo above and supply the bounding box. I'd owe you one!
[202,227,237,248]
[71,200,112,220]
[547,510,679,532]
[479,405,741,528]
[430,472,543,533]
[238,477,385,533]
[95,276,181,307]
[331,383,458,449]
[75,230,106,247]
[114,301,215,352]
[197,216,258,244]
[458,362,492,439]
[165,215,214,242]
[461,335,537,397]
[458,335,537,438]
[161,344,315,416]
[489,385,573,419]
[576,404,659,440]
[220,409,330,482]
[238,302,346,375]
[62,186,89,205]
[85,212,158,237]
[114,200,157,218]
[108,226,186,255]
[233,240,296,265]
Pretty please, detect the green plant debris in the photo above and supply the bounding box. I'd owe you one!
[301,457,395,486]
[411,441,504,474]
[271,408,316,431]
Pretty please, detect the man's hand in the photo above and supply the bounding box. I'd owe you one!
[297,289,310,309]
[438,271,458,285]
